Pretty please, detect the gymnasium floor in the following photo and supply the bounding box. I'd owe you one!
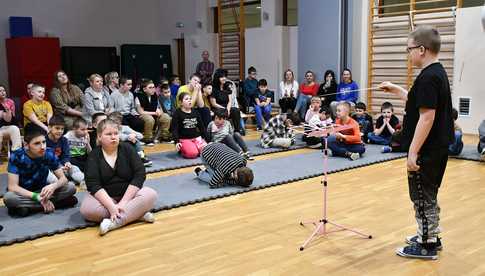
[0,133,483,276]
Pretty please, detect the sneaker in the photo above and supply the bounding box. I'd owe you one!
[309,143,322,149]
[139,141,146,146]
[349,152,360,161]
[7,207,30,217]
[481,149,485,161]
[163,140,175,144]
[243,151,254,161]
[99,218,122,236]
[382,146,392,153]
[54,196,78,209]
[396,244,438,260]
[140,212,155,223]
[256,127,263,131]
[153,139,160,144]
[194,167,202,176]
[0,225,3,232]
[142,158,153,167]
[142,139,155,147]
[406,235,443,251]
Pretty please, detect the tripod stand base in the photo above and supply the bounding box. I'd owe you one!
[299,219,372,251]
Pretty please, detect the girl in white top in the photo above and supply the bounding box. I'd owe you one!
[278,69,299,113]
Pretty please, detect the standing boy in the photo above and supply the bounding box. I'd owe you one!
[380,26,454,260]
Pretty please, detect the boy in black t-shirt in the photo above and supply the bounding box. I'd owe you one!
[351,102,374,143]
[367,102,400,145]
[380,26,454,260]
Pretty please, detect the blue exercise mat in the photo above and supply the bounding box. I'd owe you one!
[0,144,406,246]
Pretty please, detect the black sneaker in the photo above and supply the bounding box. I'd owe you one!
[54,196,78,209]
[406,235,443,251]
[8,207,30,217]
[396,244,438,260]
[0,225,3,232]
[142,139,155,147]
[142,158,153,167]
[194,167,202,176]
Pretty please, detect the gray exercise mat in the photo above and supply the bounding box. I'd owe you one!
[450,145,483,162]
[0,137,306,197]
[145,137,307,173]
[0,144,406,246]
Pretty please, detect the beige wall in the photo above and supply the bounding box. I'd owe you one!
[453,6,485,134]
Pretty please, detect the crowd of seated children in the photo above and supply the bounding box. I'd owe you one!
[171,92,207,159]
[328,102,365,161]
[176,73,212,127]
[279,69,298,113]
[23,84,53,133]
[0,84,21,152]
[110,77,145,135]
[194,142,254,189]
[351,102,374,143]
[242,66,259,113]
[330,69,359,116]
[253,79,274,131]
[45,116,85,186]
[211,69,242,133]
[83,74,113,125]
[49,70,84,129]
[80,118,157,235]
[448,108,464,156]
[108,112,153,167]
[478,119,485,161]
[64,118,91,176]
[367,102,400,145]
[207,108,251,159]
[4,124,77,217]
[317,70,337,109]
[135,78,171,145]
[295,71,319,121]
[261,112,300,149]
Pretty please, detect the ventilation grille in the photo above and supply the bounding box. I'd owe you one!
[458,97,471,116]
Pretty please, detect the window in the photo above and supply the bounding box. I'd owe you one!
[213,0,262,32]
[378,0,484,16]
[284,0,298,26]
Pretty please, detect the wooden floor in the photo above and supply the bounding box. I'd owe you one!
[0,134,483,276]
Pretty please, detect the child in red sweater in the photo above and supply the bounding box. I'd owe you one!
[328,101,365,160]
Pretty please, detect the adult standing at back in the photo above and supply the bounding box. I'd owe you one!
[50,70,84,129]
[330,68,359,115]
[279,69,298,113]
[380,25,454,260]
[196,50,215,86]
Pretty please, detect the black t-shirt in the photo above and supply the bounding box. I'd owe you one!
[210,88,230,107]
[402,62,454,151]
[375,114,400,138]
[171,108,206,142]
[136,92,158,112]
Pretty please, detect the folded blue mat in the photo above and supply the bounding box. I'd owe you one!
[0,144,406,246]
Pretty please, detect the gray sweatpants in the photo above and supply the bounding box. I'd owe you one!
[3,182,77,210]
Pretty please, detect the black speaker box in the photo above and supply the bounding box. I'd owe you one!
[120,44,172,86]
[61,46,119,89]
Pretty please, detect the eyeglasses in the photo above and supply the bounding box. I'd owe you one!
[406,45,424,53]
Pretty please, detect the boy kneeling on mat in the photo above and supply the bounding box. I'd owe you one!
[194,142,254,188]
[4,124,77,217]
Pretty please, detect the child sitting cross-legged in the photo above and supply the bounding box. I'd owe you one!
[46,116,85,186]
[303,97,332,148]
[207,108,252,159]
[108,112,152,167]
[328,101,366,160]
[64,117,92,178]
[351,102,374,143]
[367,102,400,145]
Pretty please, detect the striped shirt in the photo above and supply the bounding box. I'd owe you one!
[260,115,295,148]
[201,142,247,188]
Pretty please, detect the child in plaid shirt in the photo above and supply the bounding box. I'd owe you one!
[261,112,300,149]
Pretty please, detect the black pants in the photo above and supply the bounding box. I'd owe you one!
[122,114,145,134]
[221,133,248,153]
[70,155,88,173]
[407,148,448,246]
[228,107,241,133]
[279,97,296,114]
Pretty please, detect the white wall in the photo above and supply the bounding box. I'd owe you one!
[0,0,208,87]
[453,6,485,134]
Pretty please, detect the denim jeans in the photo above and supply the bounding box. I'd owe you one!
[327,134,366,157]
[448,130,463,155]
